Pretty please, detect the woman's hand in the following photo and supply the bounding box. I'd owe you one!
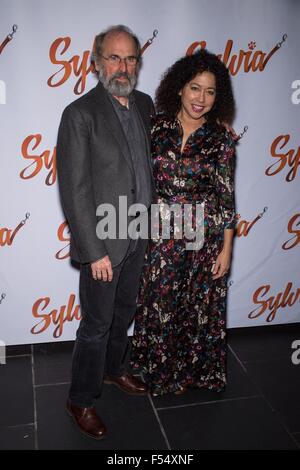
[212,249,232,280]
[217,119,239,141]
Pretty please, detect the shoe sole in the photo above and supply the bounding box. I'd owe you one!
[65,406,106,441]
[103,379,148,395]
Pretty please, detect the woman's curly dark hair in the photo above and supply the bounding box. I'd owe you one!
[155,49,235,124]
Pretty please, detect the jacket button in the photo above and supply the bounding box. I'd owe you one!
[131,189,135,194]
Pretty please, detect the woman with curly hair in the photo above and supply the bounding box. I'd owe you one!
[131,49,237,396]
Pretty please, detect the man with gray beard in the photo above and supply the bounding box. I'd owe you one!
[56,25,155,440]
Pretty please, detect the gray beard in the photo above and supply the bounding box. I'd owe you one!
[98,66,137,97]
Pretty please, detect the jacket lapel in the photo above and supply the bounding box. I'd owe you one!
[134,92,155,186]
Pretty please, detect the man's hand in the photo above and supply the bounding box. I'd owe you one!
[91,255,113,282]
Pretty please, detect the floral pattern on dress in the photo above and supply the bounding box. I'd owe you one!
[131,114,236,396]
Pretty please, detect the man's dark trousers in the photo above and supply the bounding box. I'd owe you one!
[69,237,148,407]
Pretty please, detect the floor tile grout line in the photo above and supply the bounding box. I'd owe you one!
[35,381,71,389]
[2,423,35,429]
[229,344,277,413]
[228,344,248,373]
[30,345,38,450]
[230,344,300,448]
[291,432,300,449]
[155,394,260,412]
[250,383,299,445]
[147,393,172,450]
[227,344,274,415]
[282,425,300,449]
[5,354,32,359]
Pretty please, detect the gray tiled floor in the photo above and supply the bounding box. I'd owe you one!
[0,323,300,450]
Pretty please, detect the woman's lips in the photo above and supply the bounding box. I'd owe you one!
[191,104,205,113]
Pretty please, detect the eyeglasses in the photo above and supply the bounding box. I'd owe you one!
[101,54,138,66]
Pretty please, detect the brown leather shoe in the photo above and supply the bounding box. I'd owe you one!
[66,399,107,440]
[103,373,148,395]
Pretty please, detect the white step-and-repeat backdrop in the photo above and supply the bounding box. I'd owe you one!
[0,0,299,345]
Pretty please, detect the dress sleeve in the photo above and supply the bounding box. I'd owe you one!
[215,134,236,230]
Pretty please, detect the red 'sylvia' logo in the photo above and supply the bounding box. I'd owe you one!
[56,221,70,260]
[235,208,267,237]
[0,213,30,247]
[266,134,300,182]
[47,30,158,95]
[31,294,81,338]
[249,281,300,322]
[282,214,300,250]
[20,134,56,186]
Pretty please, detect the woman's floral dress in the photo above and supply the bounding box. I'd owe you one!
[131,114,236,396]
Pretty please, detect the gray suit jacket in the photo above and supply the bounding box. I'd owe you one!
[56,81,155,266]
